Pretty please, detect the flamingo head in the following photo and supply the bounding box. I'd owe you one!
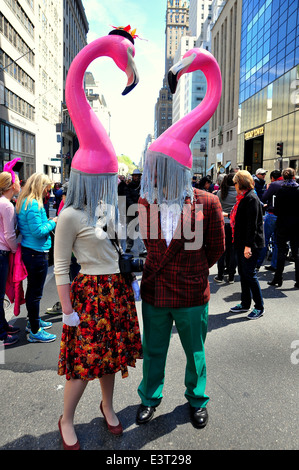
[168,48,217,94]
[108,27,139,95]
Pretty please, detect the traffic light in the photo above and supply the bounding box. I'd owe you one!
[276,142,283,156]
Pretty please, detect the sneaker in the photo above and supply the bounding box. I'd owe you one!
[26,319,52,333]
[7,324,20,335]
[214,276,224,283]
[247,308,264,320]
[230,304,250,313]
[228,276,235,284]
[46,301,62,315]
[27,328,56,343]
[2,334,19,346]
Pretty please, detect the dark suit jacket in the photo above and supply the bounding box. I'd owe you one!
[138,189,225,308]
[274,184,299,236]
[233,189,264,250]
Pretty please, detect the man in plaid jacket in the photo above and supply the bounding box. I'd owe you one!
[136,185,225,429]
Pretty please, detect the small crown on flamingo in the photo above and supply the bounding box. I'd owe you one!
[111,25,138,39]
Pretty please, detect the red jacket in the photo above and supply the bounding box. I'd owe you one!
[138,189,225,308]
[5,244,27,316]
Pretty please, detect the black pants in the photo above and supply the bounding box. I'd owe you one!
[275,233,299,283]
[217,223,236,278]
[22,247,48,334]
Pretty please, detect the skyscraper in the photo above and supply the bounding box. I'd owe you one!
[154,0,189,139]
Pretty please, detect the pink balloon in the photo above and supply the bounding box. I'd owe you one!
[65,32,139,174]
[149,48,222,169]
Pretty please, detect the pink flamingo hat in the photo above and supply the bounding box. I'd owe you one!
[63,27,139,225]
[65,26,139,175]
[3,158,21,183]
[141,48,222,206]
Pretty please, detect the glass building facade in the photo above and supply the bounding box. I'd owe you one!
[238,0,299,174]
[239,0,298,104]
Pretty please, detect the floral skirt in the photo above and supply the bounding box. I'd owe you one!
[58,273,143,380]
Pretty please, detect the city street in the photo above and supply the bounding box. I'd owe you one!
[0,257,298,452]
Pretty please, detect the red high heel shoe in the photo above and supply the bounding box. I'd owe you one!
[100,401,123,436]
[58,416,80,450]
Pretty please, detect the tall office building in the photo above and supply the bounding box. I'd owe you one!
[0,0,36,179]
[209,0,299,177]
[209,0,241,177]
[0,0,88,181]
[237,0,299,174]
[154,0,189,139]
[172,0,214,175]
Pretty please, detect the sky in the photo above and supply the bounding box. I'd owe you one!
[82,0,167,165]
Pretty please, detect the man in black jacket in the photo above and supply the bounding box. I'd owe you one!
[256,170,284,270]
[268,168,299,288]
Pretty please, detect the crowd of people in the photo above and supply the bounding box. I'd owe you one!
[0,157,298,449]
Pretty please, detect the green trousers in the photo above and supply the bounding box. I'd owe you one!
[138,301,209,408]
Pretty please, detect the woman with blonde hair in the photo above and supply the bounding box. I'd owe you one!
[16,172,57,343]
[229,170,265,319]
[0,160,21,345]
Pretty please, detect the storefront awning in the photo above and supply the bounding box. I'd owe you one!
[206,164,215,173]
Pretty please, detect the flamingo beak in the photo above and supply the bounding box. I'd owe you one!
[122,47,139,96]
[168,53,196,93]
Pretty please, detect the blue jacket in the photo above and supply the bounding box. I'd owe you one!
[17,199,56,252]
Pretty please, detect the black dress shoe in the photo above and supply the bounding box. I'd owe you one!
[267,278,282,287]
[136,404,156,424]
[265,265,276,272]
[189,406,208,429]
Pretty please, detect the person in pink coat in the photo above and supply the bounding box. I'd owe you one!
[0,159,21,345]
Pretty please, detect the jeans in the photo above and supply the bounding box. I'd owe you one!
[0,251,10,340]
[257,213,278,268]
[21,247,48,334]
[237,247,264,311]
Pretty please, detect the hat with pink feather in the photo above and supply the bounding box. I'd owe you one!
[3,158,21,183]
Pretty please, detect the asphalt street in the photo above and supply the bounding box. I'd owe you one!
[0,249,298,452]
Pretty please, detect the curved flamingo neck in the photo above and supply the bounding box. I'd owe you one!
[150,59,222,169]
[65,36,117,173]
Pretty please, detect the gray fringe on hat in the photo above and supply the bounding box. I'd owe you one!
[140,150,193,212]
[63,168,119,227]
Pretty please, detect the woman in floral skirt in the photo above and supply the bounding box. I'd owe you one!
[54,184,142,449]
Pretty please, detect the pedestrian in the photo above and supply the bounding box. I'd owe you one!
[54,147,142,450]
[214,173,237,283]
[53,182,63,215]
[124,168,147,256]
[256,169,284,271]
[197,175,213,192]
[136,150,225,429]
[16,173,57,343]
[229,170,265,319]
[268,168,299,288]
[213,173,225,193]
[0,159,21,346]
[253,168,267,200]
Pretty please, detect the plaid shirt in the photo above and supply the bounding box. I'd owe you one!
[138,189,225,308]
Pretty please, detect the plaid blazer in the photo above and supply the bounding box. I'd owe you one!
[138,189,225,308]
